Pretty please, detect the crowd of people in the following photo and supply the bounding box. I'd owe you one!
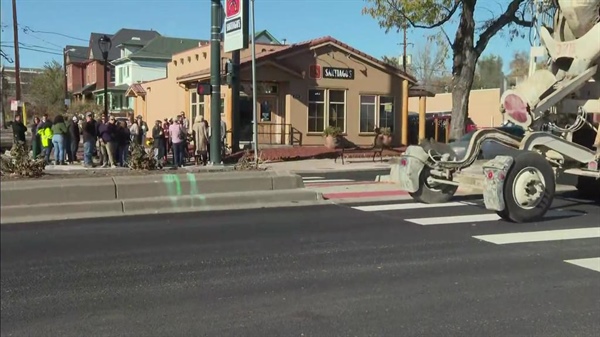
[11,110,227,169]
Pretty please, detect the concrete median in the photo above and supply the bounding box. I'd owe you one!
[0,171,324,224]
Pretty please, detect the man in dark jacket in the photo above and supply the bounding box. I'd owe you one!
[68,116,81,163]
[12,114,27,145]
[81,112,97,168]
[98,115,117,168]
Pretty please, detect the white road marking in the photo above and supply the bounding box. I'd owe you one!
[353,201,475,212]
[564,257,600,272]
[301,177,325,180]
[406,213,501,225]
[473,227,600,244]
[303,179,354,183]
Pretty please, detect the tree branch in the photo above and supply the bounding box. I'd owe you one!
[475,0,531,55]
[384,0,461,30]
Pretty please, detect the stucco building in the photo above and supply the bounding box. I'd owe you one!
[408,88,504,128]
[128,36,416,147]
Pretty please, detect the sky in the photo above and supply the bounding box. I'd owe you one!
[1,0,533,73]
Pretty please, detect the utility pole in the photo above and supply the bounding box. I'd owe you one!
[210,0,222,164]
[250,0,258,165]
[0,65,5,128]
[402,25,407,72]
[63,48,69,112]
[11,0,22,118]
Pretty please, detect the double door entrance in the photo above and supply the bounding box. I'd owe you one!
[239,96,286,144]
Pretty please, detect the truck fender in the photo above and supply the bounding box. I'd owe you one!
[391,145,430,193]
[482,156,514,211]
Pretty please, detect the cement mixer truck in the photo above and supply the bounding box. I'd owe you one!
[394,0,600,223]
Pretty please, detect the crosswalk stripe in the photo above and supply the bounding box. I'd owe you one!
[352,201,475,212]
[406,213,500,225]
[473,227,600,244]
[302,177,325,180]
[303,179,354,183]
[564,257,600,272]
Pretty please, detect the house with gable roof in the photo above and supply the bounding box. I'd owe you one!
[68,28,160,110]
[133,35,416,148]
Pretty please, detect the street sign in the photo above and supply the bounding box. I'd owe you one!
[64,98,71,106]
[218,1,226,33]
[223,0,249,52]
[10,100,19,111]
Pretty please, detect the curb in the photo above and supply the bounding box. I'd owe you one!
[0,190,328,224]
[289,167,391,174]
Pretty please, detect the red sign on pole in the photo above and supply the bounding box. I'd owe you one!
[226,0,240,17]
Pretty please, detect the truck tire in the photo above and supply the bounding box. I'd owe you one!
[498,151,555,222]
[410,166,458,204]
[576,176,600,200]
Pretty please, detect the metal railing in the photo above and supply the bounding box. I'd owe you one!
[240,123,294,145]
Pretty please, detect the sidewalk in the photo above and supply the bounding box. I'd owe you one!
[264,158,393,173]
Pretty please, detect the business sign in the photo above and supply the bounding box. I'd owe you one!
[323,67,355,80]
[224,0,249,52]
[309,64,321,79]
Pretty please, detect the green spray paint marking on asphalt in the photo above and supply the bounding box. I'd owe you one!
[162,173,206,209]
[163,174,182,207]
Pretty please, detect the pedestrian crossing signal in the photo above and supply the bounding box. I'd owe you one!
[197,83,212,96]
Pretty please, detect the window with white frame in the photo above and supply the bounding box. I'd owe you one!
[190,92,205,122]
[328,90,345,130]
[308,89,325,132]
[359,95,376,133]
[379,96,395,130]
[360,95,395,133]
[308,89,347,133]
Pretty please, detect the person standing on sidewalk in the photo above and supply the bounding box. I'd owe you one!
[193,115,209,166]
[37,121,53,164]
[116,120,130,167]
[169,118,185,168]
[51,115,68,165]
[152,120,165,165]
[98,116,117,168]
[31,116,41,158]
[68,116,81,164]
[96,115,107,166]
[81,112,97,168]
[12,114,27,145]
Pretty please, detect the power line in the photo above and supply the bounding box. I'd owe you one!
[20,27,64,49]
[19,25,88,42]
[2,41,62,52]
[0,45,62,56]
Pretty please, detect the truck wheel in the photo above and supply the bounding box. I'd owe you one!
[499,151,555,222]
[576,176,600,200]
[410,166,458,204]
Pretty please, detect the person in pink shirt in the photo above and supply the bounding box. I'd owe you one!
[169,119,186,168]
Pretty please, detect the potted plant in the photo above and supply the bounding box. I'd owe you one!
[323,126,343,149]
[380,127,393,146]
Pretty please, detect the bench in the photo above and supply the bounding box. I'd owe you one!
[334,131,388,165]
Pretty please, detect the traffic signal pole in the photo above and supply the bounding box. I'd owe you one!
[231,50,241,153]
[210,0,222,164]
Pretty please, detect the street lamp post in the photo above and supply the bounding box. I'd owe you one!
[97,35,112,118]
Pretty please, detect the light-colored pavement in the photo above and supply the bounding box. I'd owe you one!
[264,158,393,173]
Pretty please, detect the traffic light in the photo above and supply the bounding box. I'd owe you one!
[225,59,236,86]
[197,82,212,95]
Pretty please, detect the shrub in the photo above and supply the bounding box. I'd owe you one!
[323,126,343,137]
[67,101,104,118]
[234,150,266,171]
[128,143,158,170]
[0,143,46,177]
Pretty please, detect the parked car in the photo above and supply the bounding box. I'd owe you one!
[449,126,525,160]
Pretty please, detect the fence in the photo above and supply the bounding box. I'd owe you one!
[407,114,451,145]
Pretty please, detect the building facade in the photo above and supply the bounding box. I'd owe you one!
[131,36,415,147]
[408,88,504,128]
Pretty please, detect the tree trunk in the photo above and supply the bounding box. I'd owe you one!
[449,0,477,141]
[450,53,477,140]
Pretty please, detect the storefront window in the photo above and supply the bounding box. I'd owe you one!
[379,96,394,130]
[308,89,325,132]
[360,95,376,133]
[190,92,205,122]
[329,90,345,131]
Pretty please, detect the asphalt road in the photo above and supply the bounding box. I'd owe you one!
[2,197,599,336]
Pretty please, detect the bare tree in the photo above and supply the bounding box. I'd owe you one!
[408,33,450,91]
